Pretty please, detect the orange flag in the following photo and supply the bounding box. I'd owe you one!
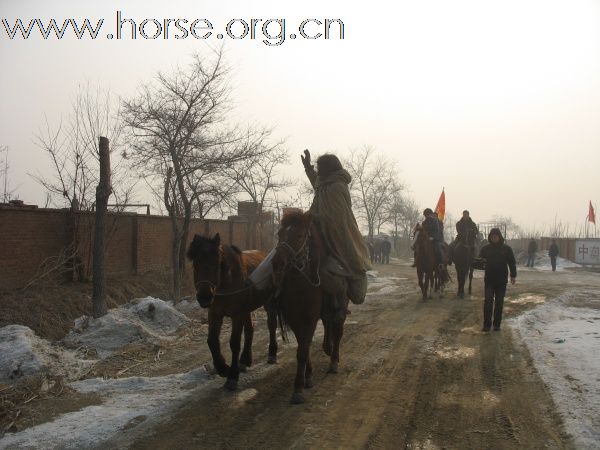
[589,201,596,225]
[435,188,446,222]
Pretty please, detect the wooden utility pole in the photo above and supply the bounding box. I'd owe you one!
[92,136,111,318]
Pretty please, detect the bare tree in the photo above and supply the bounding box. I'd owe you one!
[489,215,523,240]
[31,84,134,282]
[32,83,131,210]
[123,49,267,301]
[386,194,420,254]
[345,146,402,238]
[227,138,290,210]
[0,145,18,202]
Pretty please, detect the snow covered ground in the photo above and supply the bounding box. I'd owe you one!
[509,289,600,449]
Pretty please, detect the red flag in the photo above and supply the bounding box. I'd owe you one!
[435,189,446,222]
[589,201,596,225]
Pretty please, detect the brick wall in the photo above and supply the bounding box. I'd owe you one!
[0,207,275,290]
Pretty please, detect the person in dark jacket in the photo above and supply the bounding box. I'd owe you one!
[422,208,443,267]
[479,228,517,331]
[548,239,559,272]
[526,238,538,267]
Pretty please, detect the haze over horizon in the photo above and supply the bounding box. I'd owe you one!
[1,0,599,234]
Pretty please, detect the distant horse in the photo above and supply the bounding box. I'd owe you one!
[414,226,447,300]
[368,239,383,264]
[453,231,475,298]
[272,211,347,404]
[187,233,278,391]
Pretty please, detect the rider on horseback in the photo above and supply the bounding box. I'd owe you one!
[422,208,444,269]
[448,210,479,265]
[301,150,372,304]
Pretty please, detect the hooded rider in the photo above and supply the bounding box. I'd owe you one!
[301,150,372,304]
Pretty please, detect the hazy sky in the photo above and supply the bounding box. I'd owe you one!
[1,0,599,232]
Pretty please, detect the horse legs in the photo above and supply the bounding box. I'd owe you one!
[290,320,318,404]
[266,306,278,364]
[291,337,311,404]
[426,271,434,299]
[304,354,314,389]
[468,266,474,295]
[224,315,244,391]
[417,268,427,300]
[328,300,347,374]
[322,316,332,356]
[239,311,254,370]
[207,311,229,377]
[456,267,465,298]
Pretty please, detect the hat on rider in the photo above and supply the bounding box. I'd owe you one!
[423,208,433,216]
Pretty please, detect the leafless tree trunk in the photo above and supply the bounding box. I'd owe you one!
[92,137,111,318]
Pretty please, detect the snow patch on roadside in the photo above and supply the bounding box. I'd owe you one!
[63,297,190,358]
[0,325,93,384]
[0,368,211,450]
[509,289,600,449]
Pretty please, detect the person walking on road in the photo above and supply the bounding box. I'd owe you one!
[526,238,538,267]
[548,239,559,272]
[479,228,517,332]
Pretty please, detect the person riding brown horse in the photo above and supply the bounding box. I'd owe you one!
[449,210,479,265]
[301,150,372,304]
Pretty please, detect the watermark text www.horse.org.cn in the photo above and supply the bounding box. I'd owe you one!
[1,11,345,46]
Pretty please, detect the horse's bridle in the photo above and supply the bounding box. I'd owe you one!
[275,227,321,287]
[194,252,254,298]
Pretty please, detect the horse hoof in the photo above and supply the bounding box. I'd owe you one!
[239,364,247,373]
[328,363,339,374]
[304,378,314,389]
[216,366,230,378]
[224,379,238,391]
[267,355,277,364]
[290,393,305,404]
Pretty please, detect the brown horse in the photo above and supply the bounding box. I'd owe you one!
[453,231,475,299]
[187,233,278,391]
[272,211,347,404]
[414,225,445,300]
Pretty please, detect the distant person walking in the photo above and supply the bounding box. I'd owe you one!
[526,238,538,267]
[381,237,392,264]
[479,228,517,331]
[548,239,559,272]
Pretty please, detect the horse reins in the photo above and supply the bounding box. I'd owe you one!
[275,228,321,287]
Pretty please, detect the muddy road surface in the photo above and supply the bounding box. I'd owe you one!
[127,260,597,450]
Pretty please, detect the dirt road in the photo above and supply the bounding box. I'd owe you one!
[126,260,596,450]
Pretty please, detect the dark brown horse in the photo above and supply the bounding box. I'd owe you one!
[272,211,347,404]
[187,233,278,391]
[414,225,446,300]
[453,231,475,299]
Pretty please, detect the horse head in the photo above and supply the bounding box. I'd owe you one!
[272,211,316,289]
[187,233,239,308]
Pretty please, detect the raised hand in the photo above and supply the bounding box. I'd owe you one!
[300,149,312,169]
